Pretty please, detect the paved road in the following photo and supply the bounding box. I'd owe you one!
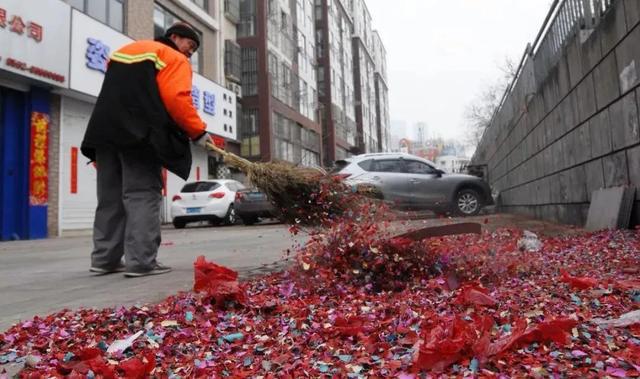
[0,221,303,331]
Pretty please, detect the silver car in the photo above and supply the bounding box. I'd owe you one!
[333,153,493,216]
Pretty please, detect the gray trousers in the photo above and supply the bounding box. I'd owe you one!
[91,146,162,273]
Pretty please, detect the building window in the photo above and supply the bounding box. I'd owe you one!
[224,0,240,23]
[238,0,256,37]
[224,40,242,82]
[268,52,279,98]
[191,0,208,10]
[241,47,258,96]
[240,109,260,157]
[65,0,124,31]
[153,4,203,74]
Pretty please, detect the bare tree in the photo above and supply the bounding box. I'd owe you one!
[464,57,517,147]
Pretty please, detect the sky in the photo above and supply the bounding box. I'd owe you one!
[365,0,553,142]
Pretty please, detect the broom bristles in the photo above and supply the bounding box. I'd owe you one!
[206,142,381,225]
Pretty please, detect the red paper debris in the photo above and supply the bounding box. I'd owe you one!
[517,317,578,346]
[2,207,640,377]
[560,270,598,290]
[193,256,246,307]
[454,283,497,306]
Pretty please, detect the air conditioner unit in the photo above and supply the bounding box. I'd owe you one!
[228,82,242,98]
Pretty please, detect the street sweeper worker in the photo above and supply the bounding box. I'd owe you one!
[81,22,213,277]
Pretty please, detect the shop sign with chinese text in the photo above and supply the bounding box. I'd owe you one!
[192,73,237,141]
[0,0,70,87]
[69,9,132,97]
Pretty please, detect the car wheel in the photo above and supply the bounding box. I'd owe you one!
[242,216,258,225]
[224,204,237,225]
[455,189,482,216]
[173,220,186,229]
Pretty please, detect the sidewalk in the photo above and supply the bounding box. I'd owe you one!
[0,223,299,332]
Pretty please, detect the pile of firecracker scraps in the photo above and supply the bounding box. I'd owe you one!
[1,208,640,377]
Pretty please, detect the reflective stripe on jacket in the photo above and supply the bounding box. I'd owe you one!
[110,40,206,140]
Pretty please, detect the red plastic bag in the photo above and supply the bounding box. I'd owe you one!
[193,256,246,306]
[560,270,598,290]
[57,347,117,378]
[478,319,527,360]
[118,350,155,378]
[454,284,497,307]
[517,317,578,346]
[413,315,487,372]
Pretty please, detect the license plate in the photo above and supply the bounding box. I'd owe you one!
[248,193,264,200]
[186,207,201,214]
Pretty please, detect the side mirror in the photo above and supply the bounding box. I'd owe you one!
[435,169,445,177]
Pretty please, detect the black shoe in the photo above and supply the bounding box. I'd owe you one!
[90,263,126,275]
[124,262,172,278]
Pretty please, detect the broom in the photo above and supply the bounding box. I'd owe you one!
[206,142,382,226]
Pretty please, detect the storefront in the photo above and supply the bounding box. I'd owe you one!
[61,9,237,230]
[0,0,70,240]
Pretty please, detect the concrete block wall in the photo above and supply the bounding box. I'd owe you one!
[472,0,640,227]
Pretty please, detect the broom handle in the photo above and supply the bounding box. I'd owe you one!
[205,141,226,155]
[205,141,254,167]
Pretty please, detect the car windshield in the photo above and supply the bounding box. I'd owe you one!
[180,182,220,193]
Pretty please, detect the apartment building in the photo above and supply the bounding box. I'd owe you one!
[0,0,239,239]
[349,0,378,154]
[372,30,389,152]
[237,0,322,167]
[315,0,357,166]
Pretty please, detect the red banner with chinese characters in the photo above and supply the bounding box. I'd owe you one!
[29,112,49,206]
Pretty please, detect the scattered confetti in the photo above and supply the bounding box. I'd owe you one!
[1,207,640,376]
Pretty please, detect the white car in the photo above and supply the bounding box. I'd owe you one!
[170,180,246,228]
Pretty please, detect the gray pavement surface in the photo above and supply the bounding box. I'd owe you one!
[0,221,303,332]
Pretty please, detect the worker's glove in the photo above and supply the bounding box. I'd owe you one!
[194,133,212,149]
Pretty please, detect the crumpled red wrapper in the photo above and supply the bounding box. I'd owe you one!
[560,270,598,290]
[517,317,578,346]
[414,314,579,372]
[193,256,246,306]
[118,351,155,379]
[57,347,115,377]
[454,283,497,306]
[414,314,492,372]
[332,316,365,337]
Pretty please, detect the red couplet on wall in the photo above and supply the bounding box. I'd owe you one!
[29,112,49,206]
[70,147,78,194]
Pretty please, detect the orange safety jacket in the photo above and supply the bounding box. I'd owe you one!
[81,37,206,180]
